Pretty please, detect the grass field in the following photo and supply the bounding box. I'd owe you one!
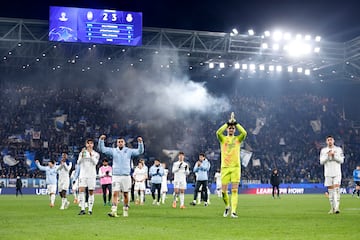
[1,193,359,240]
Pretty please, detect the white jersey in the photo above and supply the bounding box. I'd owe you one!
[161,168,169,192]
[214,172,221,188]
[133,167,148,182]
[57,161,72,182]
[77,149,100,178]
[172,161,190,183]
[320,145,344,177]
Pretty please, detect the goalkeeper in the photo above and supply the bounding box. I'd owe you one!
[216,112,247,218]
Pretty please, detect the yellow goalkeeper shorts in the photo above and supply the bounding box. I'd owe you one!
[221,167,241,184]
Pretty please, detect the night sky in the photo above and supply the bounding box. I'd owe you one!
[0,0,359,41]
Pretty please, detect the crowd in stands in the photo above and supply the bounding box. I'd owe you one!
[1,81,360,187]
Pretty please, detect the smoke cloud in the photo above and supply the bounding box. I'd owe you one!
[102,51,230,157]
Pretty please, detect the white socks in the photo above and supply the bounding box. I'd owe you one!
[88,194,94,212]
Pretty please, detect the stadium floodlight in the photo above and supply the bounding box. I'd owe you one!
[273,31,283,41]
[315,36,321,42]
[209,62,214,69]
[219,62,225,68]
[297,67,303,73]
[295,34,302,40]
[314,47,320,53]
[248,29,255,36]
[283,32,292,40]
[276,65,282,72]
[287,42,312,57]
[234,62,240,69]
[259,64,265,71]
[303,44,312,54]
[304,35,311,41]
[264,30,271,37]
[230,28,239,36]
[261,43,268,49]
[287,66,293,72]
[272,43,280,50]
[304,69,311,75]
[249,64,256,71]
[242,64,248,70]
[269,65,275,71]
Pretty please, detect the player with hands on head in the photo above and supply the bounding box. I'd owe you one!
[216,112,247,218]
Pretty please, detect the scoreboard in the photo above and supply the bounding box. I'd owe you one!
[49,6,142,46]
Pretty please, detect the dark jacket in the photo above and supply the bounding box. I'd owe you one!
[270,171,280,186]
[16,179,22,189]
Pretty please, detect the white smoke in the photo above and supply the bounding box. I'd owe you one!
[102,51,230,155]
[103,52,230,121]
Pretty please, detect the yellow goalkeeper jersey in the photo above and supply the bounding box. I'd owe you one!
[216,123,247,168]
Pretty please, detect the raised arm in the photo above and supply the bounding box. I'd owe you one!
[35,160,47,171]
[235,122,247,142]
[216,123,228,142]
[131,137,144,157]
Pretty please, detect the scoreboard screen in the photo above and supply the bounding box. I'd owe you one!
[49,6,142,46]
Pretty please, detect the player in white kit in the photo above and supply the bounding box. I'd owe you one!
[57,152,72,210]
[320,135,344,214]
[77,139,100,215]
[133,161,148,205]
[172,152,190,209]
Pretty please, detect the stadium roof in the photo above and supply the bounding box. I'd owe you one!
[0,17,359,84]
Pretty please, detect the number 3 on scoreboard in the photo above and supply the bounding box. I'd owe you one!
[102,13,117,22]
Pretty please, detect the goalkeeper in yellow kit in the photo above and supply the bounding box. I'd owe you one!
[216,112,247,218]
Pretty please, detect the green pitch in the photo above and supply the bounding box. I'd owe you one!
[0,194,359,240]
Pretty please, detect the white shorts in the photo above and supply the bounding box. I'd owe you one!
[324,176,341,187]
[47,184,57,194]
[134,181,146,191]
[72,180,79,191]
[161,182,168,192]
[58,179,70,192]
[173,180,187,190]
[112,175,131,192]
[79,177,96,190]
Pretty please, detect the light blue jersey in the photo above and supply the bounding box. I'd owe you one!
[149,165,164,184]
[353,169,360,182]
[98,139,144,176]
[193,159,210,181]
[36,162,58,185]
